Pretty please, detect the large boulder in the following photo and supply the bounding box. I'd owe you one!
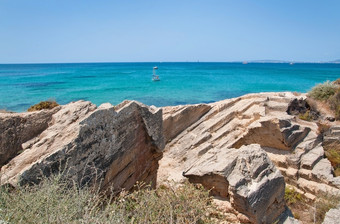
[0,107,60,167]
[1,100,165,193]
[183,144,286,224]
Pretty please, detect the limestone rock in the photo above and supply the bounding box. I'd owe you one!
[0,107,60,167]
[158,92,340,223]
[1,100,164,193]
[162,104,211,142]
[322,204,340,224]
[183,144,285,224]
[323,125,340,145]
[232,118,310,151]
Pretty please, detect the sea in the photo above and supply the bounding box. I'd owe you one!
[1,62,340,112]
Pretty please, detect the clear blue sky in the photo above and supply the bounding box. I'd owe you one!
[1,0,340,63]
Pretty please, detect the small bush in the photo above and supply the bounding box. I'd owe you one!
[308,81,337,101]
[298,110,313,121]
[27,100,59,112]
[284,186,303,205]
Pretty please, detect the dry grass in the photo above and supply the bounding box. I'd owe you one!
[285,186,340,224]
[27,100,59,112]
[313,193,340,224]
[0,174,224,224]
[328,91,340,120]
[323,141,340,177]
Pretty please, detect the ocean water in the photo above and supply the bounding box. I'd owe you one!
[0,62,340,112]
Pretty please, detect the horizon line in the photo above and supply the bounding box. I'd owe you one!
[1,60,340,65]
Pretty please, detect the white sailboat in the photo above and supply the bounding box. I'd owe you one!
[152,66,160,81]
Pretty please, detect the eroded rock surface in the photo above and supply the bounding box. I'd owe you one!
[183,144,285,224]
[158,92,340,223]
[0,107,60,166]
[1,100,164,193]
[162,104,211,142]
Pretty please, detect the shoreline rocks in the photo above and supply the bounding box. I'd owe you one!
[183,144,285,224]
[1,100,164,194]
[1,92,340,223]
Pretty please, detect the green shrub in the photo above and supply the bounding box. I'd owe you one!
[27,100,59,112]
[308,81,337,101]
[0,174,220,223]
[284,186,303,205]
[298,110,313,121]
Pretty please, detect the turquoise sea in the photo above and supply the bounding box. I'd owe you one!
[1,62,340,112]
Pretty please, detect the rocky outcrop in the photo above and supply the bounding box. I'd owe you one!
[0,107,60,167]
[183,144,285,224]
[1,100,164,193]
[158,92,340,223]
[232,118,310,150]
[162,104,211,142]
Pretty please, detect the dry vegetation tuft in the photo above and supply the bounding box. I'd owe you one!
[323,142,340,177]
[27,100,59,112]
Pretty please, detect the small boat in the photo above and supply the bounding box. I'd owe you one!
[152,66,160,81]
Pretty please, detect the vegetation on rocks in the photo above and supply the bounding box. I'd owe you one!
[284,186,303,206]
[0,174,225,224]
[27,100,59,112]
[323,143,340,176]
[298,110,313,121]
[308,81,338,101]
[314,193,340,224]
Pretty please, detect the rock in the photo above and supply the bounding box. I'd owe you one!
[1,100,165,194]
[326,116,335,122]
[286,98,319,120]
[323,125,340,145]
[232,118,310,151]
[311,158,334,184]
[322,204,340,224]
[183,144,285,224]
[300,145,324,170]
[162,104,211,142]
[276,207,301,224]
[158,92,340,223]
[0,107,60,167]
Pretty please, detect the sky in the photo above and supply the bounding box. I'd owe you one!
[1,0,340,63]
